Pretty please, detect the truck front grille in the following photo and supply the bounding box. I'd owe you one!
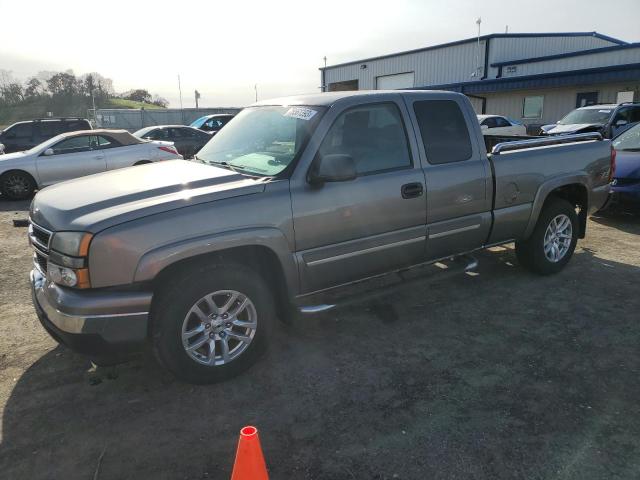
[28,220,53,274]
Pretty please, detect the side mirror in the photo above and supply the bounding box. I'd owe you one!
[309,154,357,184]
[615,119,628,127]
[480,124,489,130]
[43,148,54,156]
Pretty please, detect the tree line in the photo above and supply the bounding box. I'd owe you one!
[0,69,168,109]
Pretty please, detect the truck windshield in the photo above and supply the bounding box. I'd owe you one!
[613,123,640,151]
[196,105,325,177]
[559,108,612,125]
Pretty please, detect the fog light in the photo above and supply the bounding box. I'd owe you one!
[48,262,78,287]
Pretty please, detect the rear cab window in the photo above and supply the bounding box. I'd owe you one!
[413,100,473,164]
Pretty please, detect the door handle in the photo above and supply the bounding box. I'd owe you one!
[401,182,424,199]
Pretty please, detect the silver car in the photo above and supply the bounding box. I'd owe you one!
[0,129,182,199]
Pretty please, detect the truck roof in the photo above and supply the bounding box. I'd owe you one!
[253,89,460,107]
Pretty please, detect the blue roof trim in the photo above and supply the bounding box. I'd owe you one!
[410,63,640,94]
[491,42,640,67]
[321,32,626,70]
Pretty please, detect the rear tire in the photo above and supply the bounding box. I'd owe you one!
[516,197,578,275]
[1,170,35,200]
[151,263,274,384]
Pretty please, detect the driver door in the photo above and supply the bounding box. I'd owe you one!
[36,134,107,186]
[290,100,427,293]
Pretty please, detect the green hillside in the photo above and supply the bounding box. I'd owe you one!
[0,97,162,128]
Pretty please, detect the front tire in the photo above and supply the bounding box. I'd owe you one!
[516,197,578,275]
[151,263,274,384]
[1,170,35,200]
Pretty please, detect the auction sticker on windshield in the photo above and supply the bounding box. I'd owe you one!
[284,107,318,121]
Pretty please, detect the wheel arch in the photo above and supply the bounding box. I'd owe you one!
[140,232,299,327]
[0,168,39,194]
[524,178,590,239]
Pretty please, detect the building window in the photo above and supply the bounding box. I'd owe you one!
[523,96,544,119]
[328,80,358,92]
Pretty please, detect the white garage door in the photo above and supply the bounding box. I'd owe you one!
[376,72,415,90]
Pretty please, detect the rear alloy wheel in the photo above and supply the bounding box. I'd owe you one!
[1,171,35,200]
[152,263,273,384]
[516,197,578,275]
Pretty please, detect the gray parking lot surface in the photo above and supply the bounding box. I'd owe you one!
[0,199,639,479]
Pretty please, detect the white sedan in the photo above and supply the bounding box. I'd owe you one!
[477,115,527,136]
[0,129,182,199]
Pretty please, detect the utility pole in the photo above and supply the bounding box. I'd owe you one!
[194,89,200,109]
[321,56,327,92]
[91,88,97,127]
[254,84,258,102]
[178,74,184,123]
[475,17,482,78]
[505,25,509,33]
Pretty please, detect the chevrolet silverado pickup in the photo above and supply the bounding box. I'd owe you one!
[29,90,614,383]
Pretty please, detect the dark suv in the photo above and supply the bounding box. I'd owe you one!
[540,103,640,138]
[0,118,92,153]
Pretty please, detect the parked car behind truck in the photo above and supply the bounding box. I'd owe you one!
[133,125,211,158]
[0,117,92,153]
[0,129,182,199]
[540,103,640,138]
[29,91,613,383]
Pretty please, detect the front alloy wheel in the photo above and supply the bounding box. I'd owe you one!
[152,263,273,384]
[181,290,257,366]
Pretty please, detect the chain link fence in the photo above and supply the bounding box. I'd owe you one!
[94,107,242,131]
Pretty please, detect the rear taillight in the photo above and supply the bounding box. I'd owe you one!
[609,145,617,183]
[159,145,178,155]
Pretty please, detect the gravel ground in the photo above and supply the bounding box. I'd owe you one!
[0,198,639,479]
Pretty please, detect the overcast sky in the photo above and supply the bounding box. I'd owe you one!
[1,0,639,107]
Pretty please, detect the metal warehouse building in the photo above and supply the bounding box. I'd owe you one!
[321,32,640,129]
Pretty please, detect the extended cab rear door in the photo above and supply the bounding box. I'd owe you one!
[402,93,492,260]
[290,95,427,293]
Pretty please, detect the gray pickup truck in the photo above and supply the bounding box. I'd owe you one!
[29,91,613,383]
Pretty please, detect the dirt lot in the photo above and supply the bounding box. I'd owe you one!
[0,198,639,480]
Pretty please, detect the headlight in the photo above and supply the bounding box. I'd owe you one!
[48,231,93,288]
[50,232,93,256]
[47,262,90,288]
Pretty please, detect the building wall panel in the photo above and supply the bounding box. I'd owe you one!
[482,81,640,125]
[324,40,487,90]
[500,47,640,77]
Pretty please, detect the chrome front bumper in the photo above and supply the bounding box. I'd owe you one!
[31,269,152,352]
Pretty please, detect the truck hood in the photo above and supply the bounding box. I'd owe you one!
[613,150,640,180]
[30,160,266,232]
[546,123,601,135]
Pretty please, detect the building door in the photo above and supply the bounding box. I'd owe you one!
[328,80,358,92]
[576,92,598,108]
[376,72,415,90]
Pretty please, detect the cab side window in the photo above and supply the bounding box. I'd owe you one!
[318,102,412,176]
[97,136,117,149]
[413,100,472,164]
[494,117,511,128]
[51,135,92,154]
[7,123,33,139]
[482,117,497,129]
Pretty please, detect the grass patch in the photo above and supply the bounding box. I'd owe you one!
[105,98,164,109]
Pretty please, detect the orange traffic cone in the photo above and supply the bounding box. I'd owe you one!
[230,426,269,480]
